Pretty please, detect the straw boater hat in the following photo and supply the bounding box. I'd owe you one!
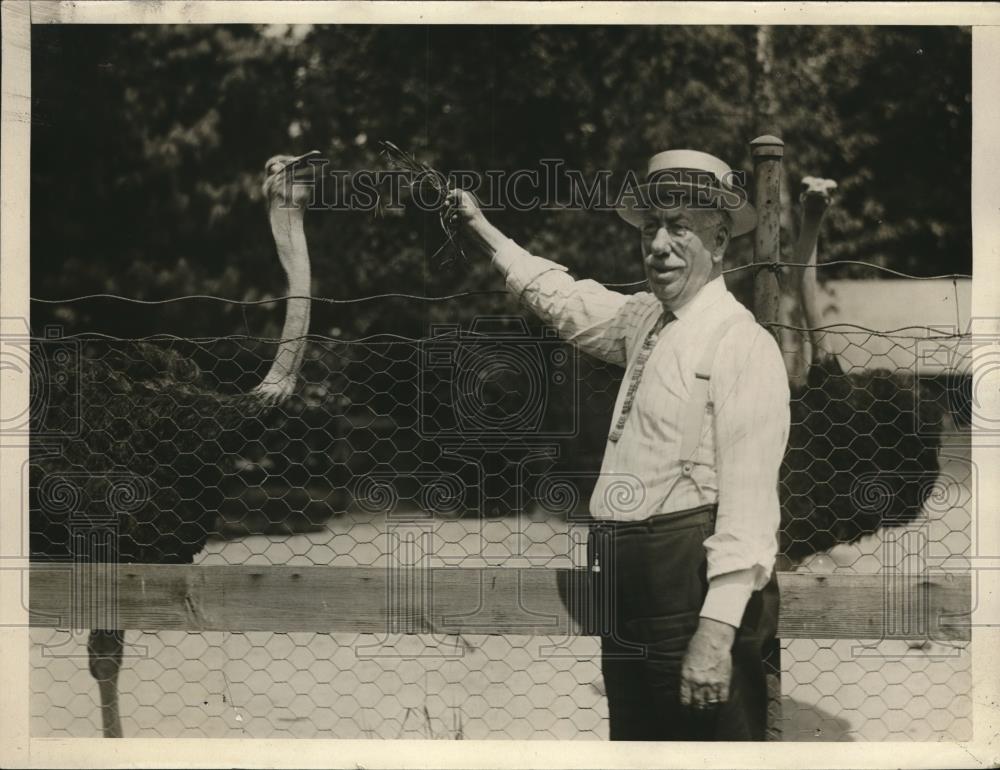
[616,149,757,237]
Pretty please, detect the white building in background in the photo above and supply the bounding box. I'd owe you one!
[812,278,971,375]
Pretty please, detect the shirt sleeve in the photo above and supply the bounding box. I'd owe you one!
[699,324,790,627]
[699,569,756,628]
[491,237,633,367]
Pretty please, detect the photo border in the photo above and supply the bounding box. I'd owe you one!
[2,2,998,768]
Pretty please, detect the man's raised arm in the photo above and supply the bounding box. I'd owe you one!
[444,189,635,367]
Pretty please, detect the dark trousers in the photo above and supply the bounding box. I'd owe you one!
[588,505,779,741]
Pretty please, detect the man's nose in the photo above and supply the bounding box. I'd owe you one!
[649,227,673,255]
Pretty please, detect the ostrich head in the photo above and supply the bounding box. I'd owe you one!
[800,176,838,218]
[252,151,319,406]
[263,151,319,209]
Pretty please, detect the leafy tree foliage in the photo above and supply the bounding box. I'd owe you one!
[31,24,971,341]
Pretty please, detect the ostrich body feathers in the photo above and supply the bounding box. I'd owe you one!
[30,340,268,565]
[780,356,944,562]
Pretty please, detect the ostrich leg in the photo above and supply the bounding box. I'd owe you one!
[88,629,124,738]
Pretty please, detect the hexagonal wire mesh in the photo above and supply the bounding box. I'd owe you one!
[28,314,971,740]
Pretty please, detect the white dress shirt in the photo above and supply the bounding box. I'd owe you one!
[492,238,791,627]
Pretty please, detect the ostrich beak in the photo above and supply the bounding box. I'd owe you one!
[264,150,323,204]
[278,150,322,176]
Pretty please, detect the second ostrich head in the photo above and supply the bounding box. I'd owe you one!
[800,176,838,217]
[253,152,319,405]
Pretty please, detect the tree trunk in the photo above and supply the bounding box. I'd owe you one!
[750,26,807,383]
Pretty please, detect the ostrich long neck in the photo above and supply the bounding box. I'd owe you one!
[262,201,311,387]
[795,204,830,363]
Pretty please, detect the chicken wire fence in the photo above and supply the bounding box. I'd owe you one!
[27,312,972,740]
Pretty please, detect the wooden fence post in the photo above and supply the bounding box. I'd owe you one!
[750,134,785,740]
[750,135,784,334]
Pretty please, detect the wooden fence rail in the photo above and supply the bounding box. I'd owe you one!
[28,564,970,642]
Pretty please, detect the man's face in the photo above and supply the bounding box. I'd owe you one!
[640,203,729,310]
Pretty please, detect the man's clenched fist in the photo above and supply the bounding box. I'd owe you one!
[443,188,485,228]
[679,617,736,710]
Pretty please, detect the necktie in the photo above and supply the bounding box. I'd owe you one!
[608,310,676,443]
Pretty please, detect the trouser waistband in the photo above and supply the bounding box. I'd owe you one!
[587,503,718,533]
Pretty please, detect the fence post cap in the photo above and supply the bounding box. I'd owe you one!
[750,135,785,159]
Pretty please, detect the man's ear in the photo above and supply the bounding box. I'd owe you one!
[712,225,730,263]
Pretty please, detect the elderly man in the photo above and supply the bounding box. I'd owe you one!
[444,149,790,741]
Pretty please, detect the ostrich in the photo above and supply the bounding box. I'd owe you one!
[778,176,944,567]
[30,152,317,738]
[754,177,945,738]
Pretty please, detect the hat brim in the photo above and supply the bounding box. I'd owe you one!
[616,181,757,237]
